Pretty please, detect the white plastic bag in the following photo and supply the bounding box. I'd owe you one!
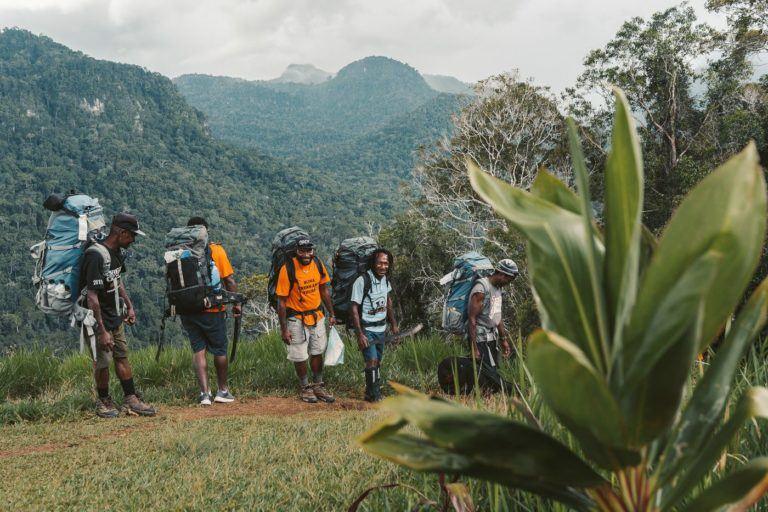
[324,326,345,366]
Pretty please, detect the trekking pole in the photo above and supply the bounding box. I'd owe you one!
[229,295,247,363]
[230,312,242,363]
[155,313,167,362]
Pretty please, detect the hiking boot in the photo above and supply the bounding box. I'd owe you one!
[199,392,212,406]
[95,396,119,418]
[364,367,376,402]
[372,367,383,402]
[214,390,235,403]
[123,394,157,417]
[312,382,336,403]
[300,385,318,403]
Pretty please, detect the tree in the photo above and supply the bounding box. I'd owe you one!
[415,71,568,251]
[572,4,721,176]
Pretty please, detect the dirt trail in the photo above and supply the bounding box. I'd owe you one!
[0,396,371,459]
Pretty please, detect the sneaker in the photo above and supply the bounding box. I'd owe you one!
[214,390,235,403]
[95,396,119,418]
[123,394,157,417]
[300,385,318,403]
[199,392,212,406]
[312,382,336,403]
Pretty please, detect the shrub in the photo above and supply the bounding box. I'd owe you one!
[359,90,768,511]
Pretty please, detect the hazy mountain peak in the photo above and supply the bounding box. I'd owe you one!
[271,63,333,84]
[336,56,424,82]
[423,74,474,95]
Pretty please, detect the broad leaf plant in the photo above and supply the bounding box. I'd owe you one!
[358,90,768,511]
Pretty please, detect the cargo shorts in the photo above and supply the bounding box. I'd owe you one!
[95,323,129,370]
[286,317,328,362]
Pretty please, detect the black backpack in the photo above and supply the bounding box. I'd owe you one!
[437,356,510,395]
[163,225,223,315]
[267,226,326,310]
[331,237,379,327]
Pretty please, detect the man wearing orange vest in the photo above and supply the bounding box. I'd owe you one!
[276,237,336,403]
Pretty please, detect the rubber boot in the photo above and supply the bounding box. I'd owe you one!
[364,367,376,402]
[372,366,383,402]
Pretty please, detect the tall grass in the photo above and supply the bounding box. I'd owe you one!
[0,332,461,424]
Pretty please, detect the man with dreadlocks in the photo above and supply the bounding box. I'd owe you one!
[350,248,399,402]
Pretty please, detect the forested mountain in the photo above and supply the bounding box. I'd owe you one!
[173,56,465,179]
[0,29,392,349]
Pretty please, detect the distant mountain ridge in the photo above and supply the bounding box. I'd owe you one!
[423,74,474,95]
[271,63,332,84]
[174,56,464,178]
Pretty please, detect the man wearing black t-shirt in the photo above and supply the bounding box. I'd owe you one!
[80,213,156,418]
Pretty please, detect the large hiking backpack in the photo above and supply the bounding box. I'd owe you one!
[267,226,325,310]
[31,192,107,317]
[331,236,378,327]
[163,225,224,315]
[440,252,495,334]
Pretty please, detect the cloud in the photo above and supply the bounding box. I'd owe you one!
[0,0,723,91]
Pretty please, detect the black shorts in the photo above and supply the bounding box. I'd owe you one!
[180,312,228,356]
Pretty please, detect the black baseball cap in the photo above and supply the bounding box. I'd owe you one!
[296,237,314,250]
[112,212,146,236]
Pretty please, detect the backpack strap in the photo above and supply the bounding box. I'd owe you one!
[286,258,297,293]
[314,256,326,278]
[362,271,372,306]
[84,243,121,315]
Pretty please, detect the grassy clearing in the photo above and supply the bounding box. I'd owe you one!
[1,333,767,510]
[0,403,555,511]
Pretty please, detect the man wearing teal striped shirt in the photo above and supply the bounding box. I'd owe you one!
[350,248,399,402]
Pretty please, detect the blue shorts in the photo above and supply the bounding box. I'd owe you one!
[180,312,228,357]
[361,330,385,363]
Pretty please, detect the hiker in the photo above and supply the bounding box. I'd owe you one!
[178,217,241,406]
[467,258,519,384]
[350,248,399,402]
[276,237,336,403]
[81,213,156,418]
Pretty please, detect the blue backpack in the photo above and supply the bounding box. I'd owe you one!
[441,252,495,334]
[31,192,108,358]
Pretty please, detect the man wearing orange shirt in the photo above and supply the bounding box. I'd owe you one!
[276,237,336,403]
[179,217,242,406]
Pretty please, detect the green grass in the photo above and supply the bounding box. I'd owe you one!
[1,333,767,511]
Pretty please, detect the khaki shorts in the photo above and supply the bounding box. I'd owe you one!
[95,323,129,370]
[286,317,327,362]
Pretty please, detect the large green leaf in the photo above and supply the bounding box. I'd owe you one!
[527,330,639,468]
[660,278,768,484]
[568,118,610,372]
[603,89,644,375]
[530,168,580,215]
[662,387,768,509]
[621,300,704,445]
[362,434,594,511]
[623,143,766,369]
[622,250,721,391]
[468,159,606,370]
[618,143,765,443]
[677,457,768,512]
[360,386,606,488]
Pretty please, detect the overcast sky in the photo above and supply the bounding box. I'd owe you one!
[0,0,725,91]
